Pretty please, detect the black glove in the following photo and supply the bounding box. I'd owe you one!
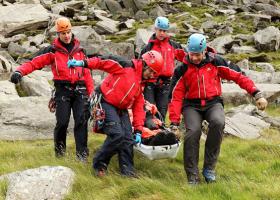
[10,71,22,84]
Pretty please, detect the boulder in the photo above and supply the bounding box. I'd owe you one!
[20,70,53,97]
[0,4,50,37]
[225,104,270,139]
[254,26,280,51]
[0,166,74,200]
[222,83,280,105]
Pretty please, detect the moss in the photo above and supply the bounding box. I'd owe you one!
[264,50,280,71]
[15,84,28,97]
[71,20,97,27]
[224,53,251,63]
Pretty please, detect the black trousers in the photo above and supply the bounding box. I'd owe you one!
[143,81,170,122]
[182,103,225,175]
[93,101,135,175]
[54,84,89,157]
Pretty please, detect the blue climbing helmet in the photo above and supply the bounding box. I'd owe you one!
[154,16,170,30]
[186,33,207,53]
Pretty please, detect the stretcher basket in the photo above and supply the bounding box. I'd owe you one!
[134,142,181,160]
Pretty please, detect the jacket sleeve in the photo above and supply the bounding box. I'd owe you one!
[85,56,128,74]
[217,61,259,95]
[174,49,186,62]
[16,48,53,75]
[83,69,94,96]
[168,76,186,124]
[131,92,145,131]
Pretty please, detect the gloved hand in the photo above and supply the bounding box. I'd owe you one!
[170,122,179,132]
[256,97,268,111]
[170,122,181,139]
[67,59,84,68]
[254,92,268,111]
[134,130,142,144]
[10,71,22,84]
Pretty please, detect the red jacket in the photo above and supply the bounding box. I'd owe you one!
[16,37,94,96]
[85,55,145,131]
[169,53,259,123]
[140,34,183,79]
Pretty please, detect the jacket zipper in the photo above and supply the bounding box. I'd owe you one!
[197,69,201,98]
[164,51,167,73]
[119,83,135,105]
[54,57,60,77]
[202,74,206,99]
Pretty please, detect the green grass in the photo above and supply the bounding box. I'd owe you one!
[0,127,280,199]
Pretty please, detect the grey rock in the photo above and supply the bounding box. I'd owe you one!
[243,69,272,83]
[83,41,135,59]
[252,3,280,18]
[95,14,119,34]
[134,28,154,54]
[272,72,280,84]
[0,55,13,76]
[0,97,55,140]
[0,80,18,98]
[217,9,237,15]
[208,35,233,54]
[104,0,123,14]
[149,5,166,19]
[122,0,138,14]
[236,59,250,70]
[225,104,270,139]
[51,1,85,16]
[72,26,104,44]
[231,45,258,54]
[254,26,280,51]
[234,34,254,43]
[135,10,149,21]
[1,166,75,200]
[74,15,88,22]
[134,0,150,10]
[28,34,45,46]
[20,70,53,97]
[222,83,280,105]
[0,4,50,37]
[8,42,26,58]
[256,62,275,73]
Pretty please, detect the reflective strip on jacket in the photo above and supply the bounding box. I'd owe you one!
[85,55,145,131]
[169,53,259,123]
[15,37,94,96]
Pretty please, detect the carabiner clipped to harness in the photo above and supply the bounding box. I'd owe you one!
[89,93,105,133]
[48,89,56,113]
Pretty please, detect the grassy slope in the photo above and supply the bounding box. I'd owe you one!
[0,126,279,200]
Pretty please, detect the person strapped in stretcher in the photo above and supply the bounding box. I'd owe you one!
[141,101,181,146]
[131,101,182,160]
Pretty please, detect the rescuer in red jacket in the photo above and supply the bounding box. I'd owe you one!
[140,16,183,122]
[169,33,268,184]
[68,50,163,177]
[10,17,94,162]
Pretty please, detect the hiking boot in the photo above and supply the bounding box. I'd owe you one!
[187,173,200,185]
[76,155,88,163]
[76,151,89,163]
[202,169,216,183]
[94,168,107,177]
[55,145,65,158]
[93,162,107,177]
[121,171,139,179]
